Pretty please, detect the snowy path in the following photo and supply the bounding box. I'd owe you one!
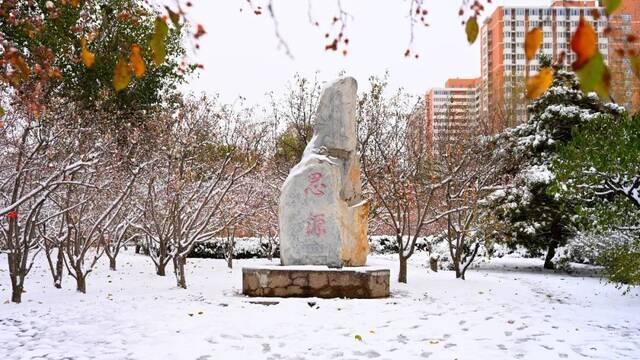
[1,252,639,360]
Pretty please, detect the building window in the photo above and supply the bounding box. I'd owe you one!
[556,9,566,16]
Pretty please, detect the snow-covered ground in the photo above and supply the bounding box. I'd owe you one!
[1,251,639,360]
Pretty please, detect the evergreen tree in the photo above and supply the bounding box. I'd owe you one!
[485,64,625,269]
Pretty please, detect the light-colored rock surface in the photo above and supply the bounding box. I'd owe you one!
[279,77,369,267]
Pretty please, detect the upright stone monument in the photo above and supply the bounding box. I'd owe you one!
[242,77,390,299]
[279,77,369,268]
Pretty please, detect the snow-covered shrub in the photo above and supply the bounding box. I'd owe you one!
[189,237,280,259]
[368,235,442,255]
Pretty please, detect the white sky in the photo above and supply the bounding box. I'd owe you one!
[183,0,551,104]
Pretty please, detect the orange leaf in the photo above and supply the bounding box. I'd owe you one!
[194,24,206,39]
[9,53,30,79]
[525,28,543,61]
[571,17,598,70]
[80,38,95,68]
[130,44,146,78]
[113,57,131,92]
[526,68,554,100]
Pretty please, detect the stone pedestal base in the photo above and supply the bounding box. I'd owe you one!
[242,266,390,299]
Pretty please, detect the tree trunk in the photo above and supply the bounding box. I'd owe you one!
[10,271,23,303]
[429,257,438,272]
[175,256,187,289]
[135,244,140,254]
[109,257,117,271]
[156,262,167,276]
[544,241,558,270]
[398,256,408,283]
[54,249,64,289]
[11,285,22,304]
[76,273,86,293]
[454,255,462,279]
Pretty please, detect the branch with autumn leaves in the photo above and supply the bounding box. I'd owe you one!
[463,0,640,101]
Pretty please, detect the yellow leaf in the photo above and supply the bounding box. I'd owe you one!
[150,17,169,65]
[571,17,598,70]
[354,335,363,341]
[113,57,131,92]
[80,38,95,68]
[130,44,146,78]
[576,52,610,99]
[526,68,554,100]
[630,55,640,80]
[525,28,543,61]
[466,16,479,44]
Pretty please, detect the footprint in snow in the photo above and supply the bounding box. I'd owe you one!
[396,334,409,344]
[497,344,508,351]
[353,350,381,358]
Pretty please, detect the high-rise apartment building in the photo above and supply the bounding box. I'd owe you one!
[425,78,481,153]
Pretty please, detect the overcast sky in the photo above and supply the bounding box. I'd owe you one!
[182,0,551,104]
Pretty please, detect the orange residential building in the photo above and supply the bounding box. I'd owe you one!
[425,78,481,153]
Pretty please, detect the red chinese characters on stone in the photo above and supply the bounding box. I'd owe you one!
[305,214,326,236]
[304,172,327,197]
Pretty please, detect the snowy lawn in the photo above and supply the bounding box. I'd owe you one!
[1,251,639,360]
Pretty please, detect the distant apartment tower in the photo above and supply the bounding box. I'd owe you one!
[480,0,640,133]
[425,78,481,153]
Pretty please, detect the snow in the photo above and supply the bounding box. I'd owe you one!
[522,164,555,186]
[1,251,639,360]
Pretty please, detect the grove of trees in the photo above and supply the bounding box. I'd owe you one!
[2,0,639,304]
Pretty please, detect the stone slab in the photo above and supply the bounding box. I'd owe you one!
[242,266,390,299]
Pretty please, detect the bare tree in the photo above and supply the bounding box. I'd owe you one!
[102,211,138,271]
[435,126,501,279]
[359,76,460,283]
[134,97,263,288]
[0,106,97,303]
[53,166,139,293]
